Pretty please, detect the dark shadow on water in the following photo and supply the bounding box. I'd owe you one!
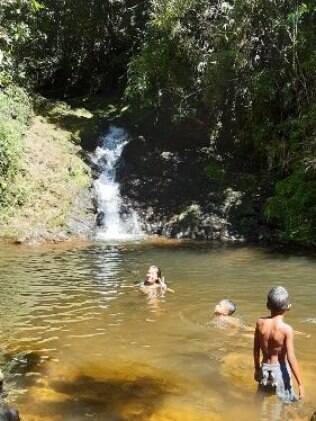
[261,243,316,261]
[84,240,316,263]
[29,374,175,420]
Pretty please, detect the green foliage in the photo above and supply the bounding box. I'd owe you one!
[126,37,195,123]
[151,0,195,33]
[125,0,316,244]
[205,159,224,181]
[265,169,316,245]
[0,0,42,86]
[1,0,149,93]
[0,85,31,208]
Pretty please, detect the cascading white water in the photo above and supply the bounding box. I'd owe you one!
[92,125,143,240]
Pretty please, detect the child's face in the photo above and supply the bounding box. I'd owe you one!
[146,267,159,284]
[214,301,230,316]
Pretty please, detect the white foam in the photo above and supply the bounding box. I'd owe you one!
[92,125,144,241]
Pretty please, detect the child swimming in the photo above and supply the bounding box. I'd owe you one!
[143,265,166,288]
[213,299,242,329]
[214,299,237,317]
[140,265,174,295]
[253,286,304,401]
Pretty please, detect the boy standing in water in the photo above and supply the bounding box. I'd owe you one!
[254,286,304,401]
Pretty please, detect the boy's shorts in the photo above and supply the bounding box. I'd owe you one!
[258,362,297,402]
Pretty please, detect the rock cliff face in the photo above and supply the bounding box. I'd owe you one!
[117,133,271,242]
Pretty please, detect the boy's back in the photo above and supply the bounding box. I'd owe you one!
[256,316,291,364]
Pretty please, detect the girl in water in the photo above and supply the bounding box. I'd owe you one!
[140,265,174,294]
[144,265,165,286]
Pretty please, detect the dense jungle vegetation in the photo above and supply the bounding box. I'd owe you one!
[0,0,315,245]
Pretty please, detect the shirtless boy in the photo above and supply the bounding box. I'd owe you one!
[253,286,304,401]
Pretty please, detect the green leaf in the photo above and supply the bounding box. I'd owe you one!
[30,0,45,12]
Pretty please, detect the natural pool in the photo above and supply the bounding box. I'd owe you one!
[0,240,315,420]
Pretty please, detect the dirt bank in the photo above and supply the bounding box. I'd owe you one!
[0,103,97,244]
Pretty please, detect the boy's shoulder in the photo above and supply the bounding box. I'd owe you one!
[255,316,269,326]
[280,320,293,334]
[255,317,293,332]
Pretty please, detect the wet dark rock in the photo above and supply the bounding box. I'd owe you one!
[85,154,101,176]
[0,404,20,421]
[116,132,271,242]
[14,238,25,245]
[66,188,95,239]
[3,352,41,378]
[0,352,42,421]
[80,120,110,152]
[96,211,105,227]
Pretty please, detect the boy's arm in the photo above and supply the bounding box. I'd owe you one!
[286,327,304,399]
[253,321,261,381]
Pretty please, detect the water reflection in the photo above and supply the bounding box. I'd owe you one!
[90,246,121,301]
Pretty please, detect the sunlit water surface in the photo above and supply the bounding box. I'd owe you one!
[0,241,315,420]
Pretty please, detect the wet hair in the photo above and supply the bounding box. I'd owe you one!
[149,265,161,278]
[220,299,237,315]
[267,286,290,312]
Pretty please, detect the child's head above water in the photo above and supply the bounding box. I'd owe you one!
[214,299,237,316]
[266,286,291,313]
[145,265,162,284]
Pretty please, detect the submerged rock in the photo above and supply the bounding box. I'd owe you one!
[0,352,38,421]
[0,404,20,421]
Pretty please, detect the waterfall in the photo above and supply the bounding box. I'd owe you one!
[92,125,143,240]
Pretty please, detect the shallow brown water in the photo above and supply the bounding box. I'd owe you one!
[0,241,315,420]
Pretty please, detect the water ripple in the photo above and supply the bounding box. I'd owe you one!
[0,243,315,420]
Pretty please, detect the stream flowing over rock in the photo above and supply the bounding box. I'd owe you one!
[91,125,143,240]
